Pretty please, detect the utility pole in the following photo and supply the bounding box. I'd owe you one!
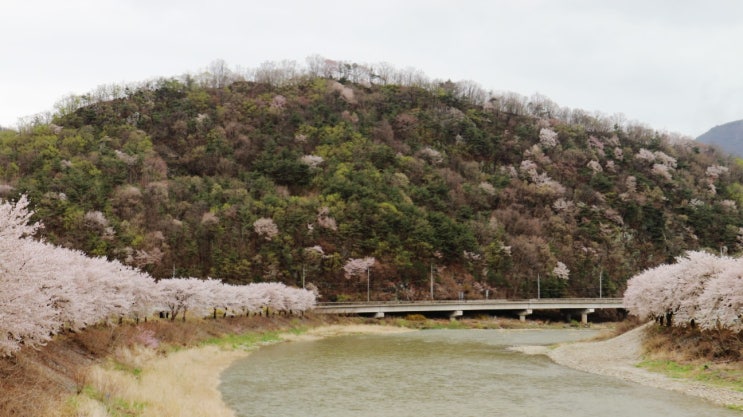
[430,263,434,300]
[367,267,371,302]
[537,273,541,299]
[302,264,306,289]
[599,269,603,299]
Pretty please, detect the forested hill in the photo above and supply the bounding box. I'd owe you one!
[2,62,742,301]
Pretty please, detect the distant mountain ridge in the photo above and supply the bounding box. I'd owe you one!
[696,119,743,156]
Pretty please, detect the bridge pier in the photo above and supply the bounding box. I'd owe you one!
[580,308,594,325]
[518,309,532,322]
[449,310,463,320]
[373,312,385,319]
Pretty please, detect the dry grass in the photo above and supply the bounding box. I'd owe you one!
[643,325,743,363]
[0,314,343,417]
[73,345,248,417]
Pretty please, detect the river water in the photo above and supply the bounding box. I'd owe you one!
[220,329,737,417]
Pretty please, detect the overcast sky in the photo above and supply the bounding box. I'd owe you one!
[2,0,742,137]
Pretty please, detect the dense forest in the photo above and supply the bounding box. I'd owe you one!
[2,58,742,301]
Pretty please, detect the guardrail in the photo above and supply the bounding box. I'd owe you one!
[316,297,624,307]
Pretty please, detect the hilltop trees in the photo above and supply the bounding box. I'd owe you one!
[2,58,743,301]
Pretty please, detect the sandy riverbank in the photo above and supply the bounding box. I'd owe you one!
[75,324,412,417]
[517,323,743,409]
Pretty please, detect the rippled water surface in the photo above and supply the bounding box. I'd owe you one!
[220,329,737,417]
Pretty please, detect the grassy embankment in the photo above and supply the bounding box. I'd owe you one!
[0,314,335,417]
[639,324,743,404]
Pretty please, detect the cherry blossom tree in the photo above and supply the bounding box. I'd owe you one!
[235,283,270,315]
[0,194,40,240]
[478,182,496,196]
[613,147,624,160]
[343,257,376,279]
[624,251,743,330]
[624,263,677,321]
[587,160,603,173]
[706,164,729,179]
[300,154,324,168]
[126,270,161,323]
[53,253,133,330]
[0,198,64,354]
[651,163,673,181]
[157,278,214,321]
[539,128,558,149]
[253,217,279,240]
[290,286,317,312]
[696,261,743,330]
[316,207,337,231]
[634,148,656,163]
[418,147,444,165]
[0,195,317,355]
[0,239,60,355]
[552,262,570,280]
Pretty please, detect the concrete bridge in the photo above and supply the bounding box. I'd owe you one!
[314,298,625,324]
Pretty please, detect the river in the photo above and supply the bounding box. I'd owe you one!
[220,329,738,416]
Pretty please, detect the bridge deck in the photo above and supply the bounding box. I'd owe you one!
[314,298,624,319]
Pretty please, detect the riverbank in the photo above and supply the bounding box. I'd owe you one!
[68,321,413,417]
[542,323,743,409]
[73,319,609,416]
[0,314,347,417]
[8,316,740,416]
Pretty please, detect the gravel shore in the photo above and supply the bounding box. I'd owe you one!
[545,324,743,409]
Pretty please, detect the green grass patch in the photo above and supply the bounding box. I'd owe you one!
[639,359,695,378]
[202,331,282,350]
[426,320,469,330]
[112,360,143,378]
[639,359,743,392]
[201,325,309,350]
[287,322,309,335]
[79,385,147,417]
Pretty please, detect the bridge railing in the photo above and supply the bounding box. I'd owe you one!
[316,297,623,307]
